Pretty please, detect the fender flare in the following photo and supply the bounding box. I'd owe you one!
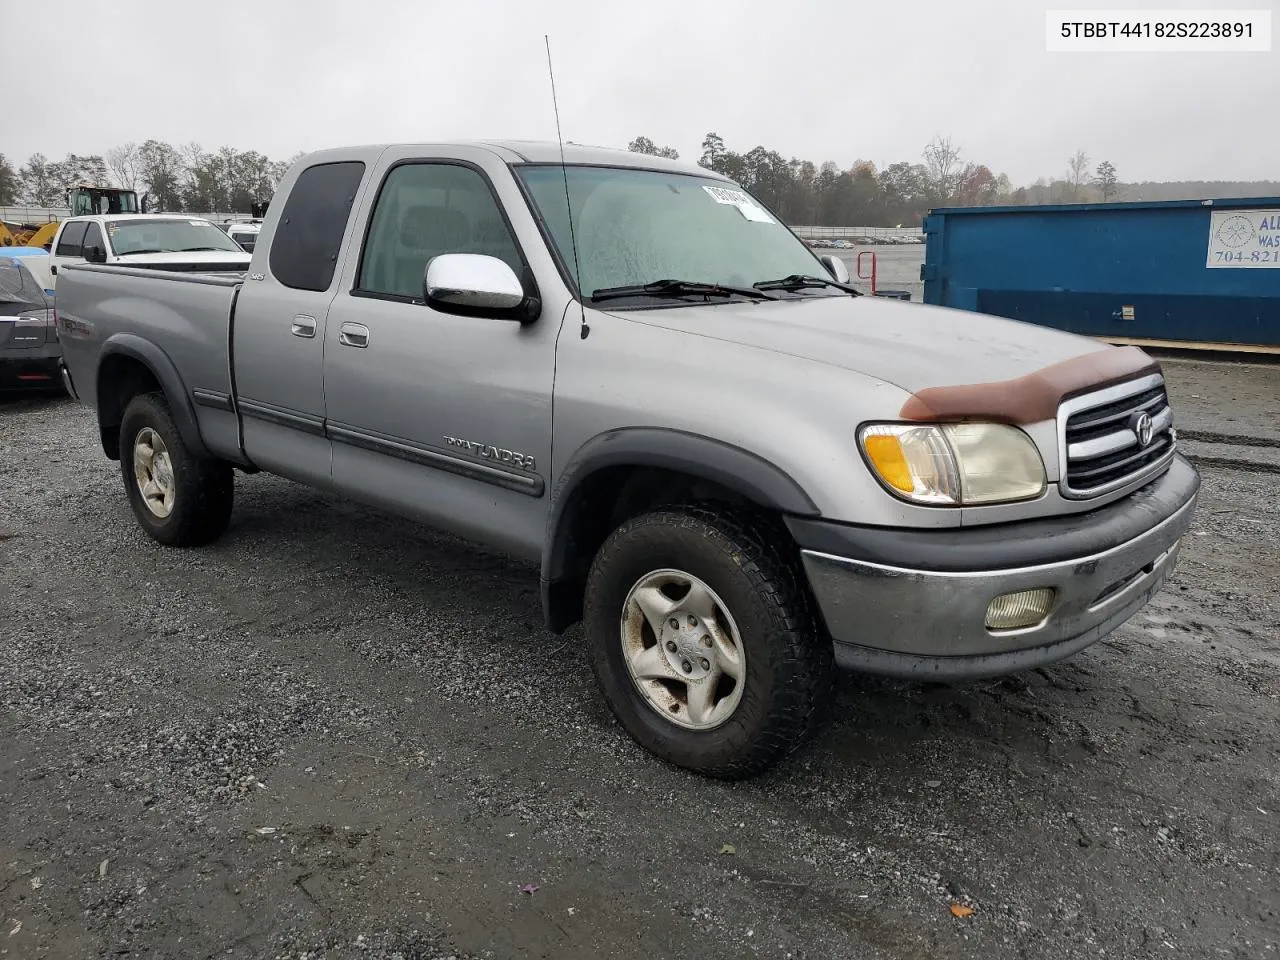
[97,334,212,461]
[539,427,820,630]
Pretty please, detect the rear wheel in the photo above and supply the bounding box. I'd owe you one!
[119,392,233,547]
[584,504,834,779]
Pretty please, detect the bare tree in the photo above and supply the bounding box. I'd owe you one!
[1066,149,1090,201]
[105,142,141,191]
[923,135,963,201]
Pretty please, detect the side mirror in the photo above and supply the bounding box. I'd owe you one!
[84,244,107,264]
[424,253,531,319]
[820,254,850,284]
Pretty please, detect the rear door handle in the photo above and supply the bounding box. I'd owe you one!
[339,322,369,348]
[291,315,317,338]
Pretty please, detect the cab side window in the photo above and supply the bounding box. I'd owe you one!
[56,221,89,258]
[357,162,522,300]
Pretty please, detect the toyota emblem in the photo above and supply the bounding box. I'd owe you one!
[1134,411,1154,447]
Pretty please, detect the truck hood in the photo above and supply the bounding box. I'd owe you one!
[603,294,1110,395]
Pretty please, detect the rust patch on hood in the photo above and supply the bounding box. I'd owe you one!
[899,345,1161,425]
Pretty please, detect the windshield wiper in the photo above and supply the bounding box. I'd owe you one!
[753,274,863,296]
[179,247,230,252]
[590,279,777,303]
[117,249,162,256]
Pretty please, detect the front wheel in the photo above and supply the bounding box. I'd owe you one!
[583,504,834,779]
[119,391,234,547]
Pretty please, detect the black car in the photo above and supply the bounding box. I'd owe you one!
[0,255,62,394]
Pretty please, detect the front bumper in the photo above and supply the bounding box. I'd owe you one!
[789,455,1201,680]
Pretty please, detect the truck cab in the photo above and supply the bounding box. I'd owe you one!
[222,220,263,252]
[66,185,141,217]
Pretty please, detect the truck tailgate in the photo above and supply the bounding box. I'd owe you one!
[55,264,242,413]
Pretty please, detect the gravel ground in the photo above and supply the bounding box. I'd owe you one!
[2,358,1278,960]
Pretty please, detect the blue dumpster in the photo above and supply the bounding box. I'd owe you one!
[920,197,1280,350]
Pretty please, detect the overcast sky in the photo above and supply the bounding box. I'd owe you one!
[9,0,1276,185]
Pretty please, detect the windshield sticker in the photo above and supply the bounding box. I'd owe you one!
[736,202,774,223]
[702,185,775,223]
[703,185,746,204]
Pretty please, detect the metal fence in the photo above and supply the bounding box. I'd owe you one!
[5,206,926,242]
[0,205,69,224]
[2,205,256,224]
[197,212,261,223]
[790,225,925,240]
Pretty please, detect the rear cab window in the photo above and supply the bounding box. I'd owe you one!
[269,161,366,292]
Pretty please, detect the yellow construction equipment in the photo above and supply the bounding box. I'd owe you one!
[0,219,56,249]
[1,185,141,249]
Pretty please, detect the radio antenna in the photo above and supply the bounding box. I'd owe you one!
[544,35,589,338]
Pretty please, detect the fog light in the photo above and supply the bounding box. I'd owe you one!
[985,588,1056,631]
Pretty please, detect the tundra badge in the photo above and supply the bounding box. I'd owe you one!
[443,436,536,472]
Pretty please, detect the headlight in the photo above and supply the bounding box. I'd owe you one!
[858,422,1046,506]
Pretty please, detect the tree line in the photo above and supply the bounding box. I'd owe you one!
[631,134,1131,227]
[3,135,1273,226]
[0,142,298,214]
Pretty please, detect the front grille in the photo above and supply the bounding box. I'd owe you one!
[1060,374,1176,499]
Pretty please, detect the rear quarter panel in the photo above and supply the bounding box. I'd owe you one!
[55,264,242,457]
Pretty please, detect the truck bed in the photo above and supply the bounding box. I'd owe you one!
[55,263,244,460]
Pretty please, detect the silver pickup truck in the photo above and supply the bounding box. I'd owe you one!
[55,141,1200,778]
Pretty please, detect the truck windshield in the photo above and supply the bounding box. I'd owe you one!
[516,165,838,303]
[106,218,246,256]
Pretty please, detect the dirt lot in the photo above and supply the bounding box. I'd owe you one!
[2,357,1278,960]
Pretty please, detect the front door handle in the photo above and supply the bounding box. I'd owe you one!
[339,322,370,348]
[291,315,317,338]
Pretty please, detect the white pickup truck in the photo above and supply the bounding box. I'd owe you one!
[48,214,251,287]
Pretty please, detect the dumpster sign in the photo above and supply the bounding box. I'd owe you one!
[1206,209,1280,268]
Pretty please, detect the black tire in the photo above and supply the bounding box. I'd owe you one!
[119,391,233,547]
[584,504,834,779]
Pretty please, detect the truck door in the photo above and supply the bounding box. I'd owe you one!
[49,220,88,284]
[230,159,368,489]
[321,150,560,561]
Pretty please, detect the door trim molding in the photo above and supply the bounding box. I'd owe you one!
[192,388,234,412]
[327,421,545,497]
[238,397,326,436]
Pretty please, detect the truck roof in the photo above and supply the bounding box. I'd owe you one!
[295,140,726,179]
[61,213,222,225]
